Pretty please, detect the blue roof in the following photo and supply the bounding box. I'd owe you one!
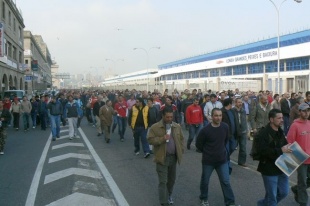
[159,29,310,69]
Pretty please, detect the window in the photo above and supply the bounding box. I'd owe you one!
[210,69,219,77]
[192,71,199,78]
[19,51,22,63]
[221,67,232,76]
[8,11,11,26]
[233,65,246,75]
[199,69,208,78]
[12,46,16,60]
[18,27,22,40]
[13,18,16,31]
[177,73,184,79]
[2,2,5,19]
[286,57,309,71]
[7,42,12,57]
[248,63,264,74]
[25,59,28,64]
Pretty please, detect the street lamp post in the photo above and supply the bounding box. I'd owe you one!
[268,0,302,94]
[133,47,160,92]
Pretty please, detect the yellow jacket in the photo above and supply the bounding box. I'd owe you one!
[130,105,149,129]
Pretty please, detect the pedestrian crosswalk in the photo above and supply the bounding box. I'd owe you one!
[25,125,124,206]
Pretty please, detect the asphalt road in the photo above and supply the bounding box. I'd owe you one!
[0,118,306,206]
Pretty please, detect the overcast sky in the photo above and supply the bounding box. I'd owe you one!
[17,0,309,77]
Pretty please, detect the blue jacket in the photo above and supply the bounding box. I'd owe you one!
[38,101,48,114]
[64,100,83,118]
[47,101,63,116]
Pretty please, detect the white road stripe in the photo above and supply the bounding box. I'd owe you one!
[44,168,102,184]
[60,129,69,133]
[78,128,130,206]
[57,135,80,140]
[48,153,92,163]
[25,134,52,206]
[52,143,84,150]
[45,192,116,206]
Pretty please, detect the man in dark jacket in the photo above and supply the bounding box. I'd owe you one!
[93,95,105,136]
[232,98,248,167]
[47,96,63,141]
[0,99,11,155]
[58,93,68,126]
[221,98,238,174]
[256,109,292,206]
[38,96,48,131]
[280,92,291,135]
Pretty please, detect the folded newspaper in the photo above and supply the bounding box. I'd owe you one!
[275,141,310,176]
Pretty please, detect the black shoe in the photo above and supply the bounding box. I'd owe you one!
[97,133,101,136]
[106,139,110,143]
[149,150,153,154]
[144,153,150,158]
[187,144,190,150]
[56,135,60,139]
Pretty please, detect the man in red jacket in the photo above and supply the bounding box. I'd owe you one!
[287,103,310,206]
[114,95,128,142]
[186,98,203,151]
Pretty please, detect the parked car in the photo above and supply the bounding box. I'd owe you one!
[3,90,26,101]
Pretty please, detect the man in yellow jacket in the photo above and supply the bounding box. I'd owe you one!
[147,107,184,206]
[128,98,151,158]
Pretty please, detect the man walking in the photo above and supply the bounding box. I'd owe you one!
[287,103,310,206]
[0,100,11,155]
[232,97,248,167]
[280,92,291,135]
[256,109,291,206]
[47,96,63,141]
[185,98,203,151]
[147,107,184,206]
[196,108,237,206]
[21,96,32,132]
[99,100,114,143]
[65,95,82,140]
[93,95,105,136]
[129,98,151,158]
[38,95,48,131]
[114,95,128,142]
[203,93,223,124]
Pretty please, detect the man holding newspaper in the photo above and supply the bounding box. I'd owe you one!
[287,103,310,206]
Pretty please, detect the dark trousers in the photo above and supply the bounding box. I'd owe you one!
[13,112,20,129]
[187,124,202,147]
[283,114,290,135]
[77,116,83,128]
[133,127,150,154]
[156,155,177,205]
[295,164,310,205]
[40,112,47,129]
[237,133,247,165]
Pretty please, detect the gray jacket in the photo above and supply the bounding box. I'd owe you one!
[250,103,271,130]
[232,107,247,135]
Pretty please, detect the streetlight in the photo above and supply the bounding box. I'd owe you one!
[268,0,302,94]
[133,47,160,92]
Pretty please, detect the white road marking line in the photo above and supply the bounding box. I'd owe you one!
[45,192,116,206]
[44,168,102,184]
[60,129,69,133]
[52,143,84,150]
[25,134,52,206]
[73,181,99,192]
[78,128,130,206]
[48,153,92,163]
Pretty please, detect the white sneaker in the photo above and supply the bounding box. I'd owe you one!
[0,151,4,155]
[33,126,35,129]
[69,137,73,140]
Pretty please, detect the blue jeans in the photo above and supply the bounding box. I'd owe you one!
[187,124,202,147]
[112,115,118,132]
[31,111,37,127]
[133,126,150,154]
[22,113,30,130]
[237,133,247,165]
[226,136,238,174]
[50,115,61,139]
[117,116,127,139]
[200,162,235,205]
[257,173,289,206]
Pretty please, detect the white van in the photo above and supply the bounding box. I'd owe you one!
[3,90,26,101]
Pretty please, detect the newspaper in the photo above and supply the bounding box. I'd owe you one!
[275,141,310,177]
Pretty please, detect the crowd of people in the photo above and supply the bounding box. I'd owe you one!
[0,87,310,206]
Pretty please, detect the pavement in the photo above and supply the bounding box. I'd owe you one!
[0,119,306,206]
